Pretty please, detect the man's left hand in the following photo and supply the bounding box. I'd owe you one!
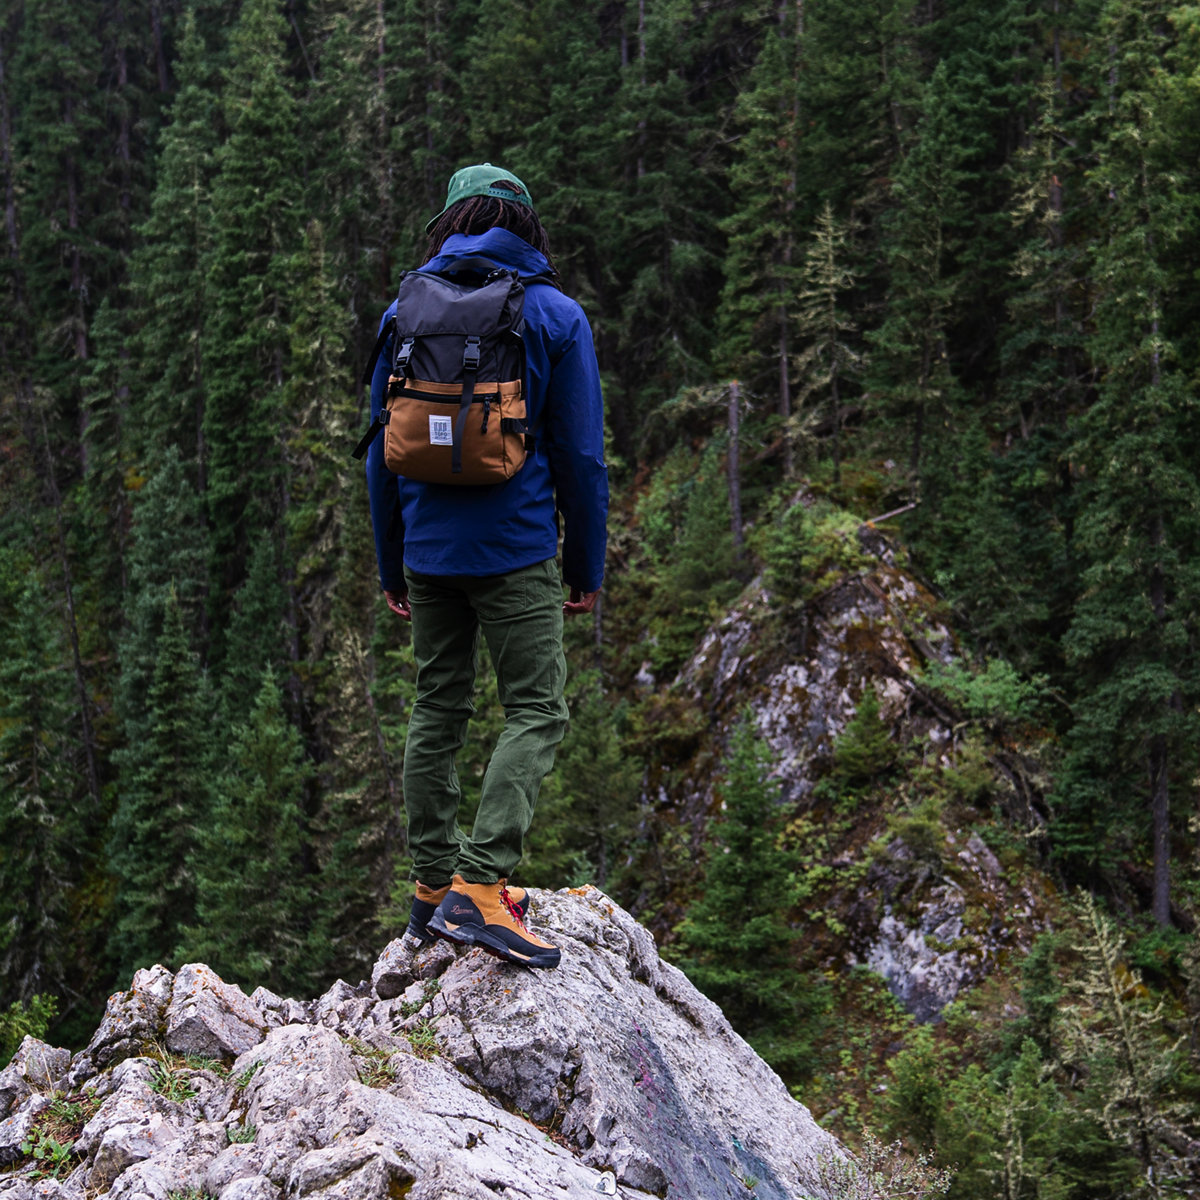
[384,588,411,620]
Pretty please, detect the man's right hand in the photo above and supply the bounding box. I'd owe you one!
[563,587,600,617]
[384,589,411,621]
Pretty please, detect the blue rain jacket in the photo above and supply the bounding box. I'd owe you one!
[365,228,609,594]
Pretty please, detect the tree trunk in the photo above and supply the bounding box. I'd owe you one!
[728,380,743,557]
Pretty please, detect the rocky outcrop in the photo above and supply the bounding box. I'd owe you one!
[645,519,1052,1021]
[0,886,841,1200]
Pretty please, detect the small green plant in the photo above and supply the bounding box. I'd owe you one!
[406,1017,439,1061]
[45,1090,100,1129]
[18,1129,77,1181]
[233,1060,263,1091]
[150,1059,198,1102]
[226,1123,257,1144]
[345,1036,398,1088]
[399,978,441,1018]
[183,1054,228,1077]
[167,1189,218,1200]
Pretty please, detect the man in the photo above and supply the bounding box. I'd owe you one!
[365,164,608,969]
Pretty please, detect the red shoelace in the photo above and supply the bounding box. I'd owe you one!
[500,885,528,929]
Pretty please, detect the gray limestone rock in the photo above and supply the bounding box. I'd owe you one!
[0,1092,50,1166]
[0,1039,70,1120]
[249,987,310,1031]
[166,964,267,1059]
[0,890,842,1200]
[103,1122,227,1199]
[65,965,175,1086]
[74,1074,188,1191]
[432,885,836,1200]
[0,1180,73,1199]
[370,938,418,999]
[218,1178,282,1200]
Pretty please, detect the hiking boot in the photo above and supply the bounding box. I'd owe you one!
[406,879,528,946]
[427,875,560,968]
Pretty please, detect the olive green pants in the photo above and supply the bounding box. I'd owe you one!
[402,558,569,886]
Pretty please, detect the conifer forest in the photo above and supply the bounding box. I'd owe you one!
[4,0,1200,1193]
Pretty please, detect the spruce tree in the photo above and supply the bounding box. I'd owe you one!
[0,567,86,1007]
[108,590,215,978]
[1056,0,1200,921]
[202,0,303,637]
[180,669,314,995]
[124,9,219,472]
[219,537,288,728]
[792,202,861,483]
[675,714,818,1076]
[115,445,209,754]
[867,61,970,482]
[715,9,805,438]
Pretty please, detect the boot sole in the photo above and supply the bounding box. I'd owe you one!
[427,914,561,969]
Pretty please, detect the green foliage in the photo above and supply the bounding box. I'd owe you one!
[406,1018,439,1061]
[108,589,216,978]
[882,1026,944,1147]
[921,659,1049,730]
[149,1059,199,1103]
[178,669,316,996]
[830,688,897,789]
[761,496,871,606]
[226,1123,257,1144]
[0,568,88,1009]
[0,995,58,1067]
[674,715,827,1078]
[524,670,640,889]
[624,442,743,676]
[18,1127,77,1181]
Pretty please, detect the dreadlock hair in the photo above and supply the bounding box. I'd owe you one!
[424,182,559,281]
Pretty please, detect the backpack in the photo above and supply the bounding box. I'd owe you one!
[352,256,556,485]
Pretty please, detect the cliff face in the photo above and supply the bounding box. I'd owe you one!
[0,887,840,1200]
[639,520,1054,1024]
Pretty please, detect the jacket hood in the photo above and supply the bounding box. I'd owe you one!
[421,228,551,279]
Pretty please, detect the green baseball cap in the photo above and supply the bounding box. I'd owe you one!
[425,163,535,233]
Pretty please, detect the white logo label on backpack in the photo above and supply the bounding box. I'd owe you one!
[429,415,453,446]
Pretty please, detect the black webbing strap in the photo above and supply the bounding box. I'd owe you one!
[351,409,389,461]
[360,322,391,387]
[452,336,481,474]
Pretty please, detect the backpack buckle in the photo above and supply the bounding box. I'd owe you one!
[395,336,415,375]
[463,336,481,373]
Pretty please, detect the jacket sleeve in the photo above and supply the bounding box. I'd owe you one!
[365,305,407,592]
[543,306,609,594]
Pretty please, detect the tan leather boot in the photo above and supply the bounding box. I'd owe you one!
[428,875,559,968]
[407,879,527,946]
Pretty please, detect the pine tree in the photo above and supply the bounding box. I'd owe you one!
[715,8,805,442]
[108,589,215,978]
[792,202,861,483]
[674,714,819,1076]
[1061,893,1192,1185]
[180,669,314,995]
[202,0,303,635]
[219,537,288,728]
[115,446,209,754]
[310,627,402,983]
[124,8,219,472]
[0,566,87,1008]
[1057,0,1200,921]
[867,61,971,483]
